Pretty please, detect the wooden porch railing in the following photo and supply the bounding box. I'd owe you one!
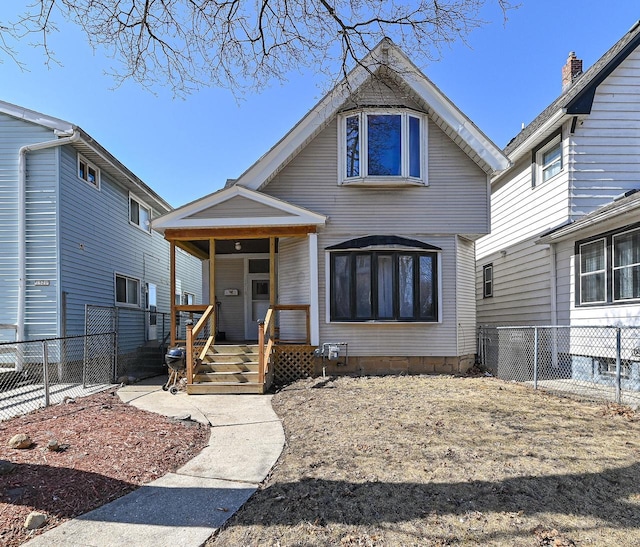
[258,304,310,390]
[185,304,215,384]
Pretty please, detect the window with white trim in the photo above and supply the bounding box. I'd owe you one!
[129,195,151,233]
[330,251,437,321]
[483,264,493,298]
[577,225,640,305]
[533,134,562,187]
[78,154,100,188]
[115,274,140,306]
[340,110,425,184]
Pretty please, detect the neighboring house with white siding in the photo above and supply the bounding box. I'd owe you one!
[477,21,640,330]
[0,100,202,352]
[153,38,509,386]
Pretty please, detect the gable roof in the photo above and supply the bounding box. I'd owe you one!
[0,99,172,214]
[224,38,508,193]
[152,184,327,233]
[504,20,640,162]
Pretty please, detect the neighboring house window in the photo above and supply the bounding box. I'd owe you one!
[483,264,493,298]
[115,274,140,306]
[182,292,195,305]
[129,195,151,233]
[532,133,562,187]
[593,356,631,379]
[78,154,100,188]
[330,251,437,321]
[340,110,425,184]
[577,225,640,305]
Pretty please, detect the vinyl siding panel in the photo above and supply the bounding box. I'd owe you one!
[59,145,201,337]
[0,113,59,340]
[456,237,477,354]
[213,257,245,341]
[477,238,552,326]
[277,237,310,342]
[476,142,570,260]
[570,50,640,217]
[262,101,488,356]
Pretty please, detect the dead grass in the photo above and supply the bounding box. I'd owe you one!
[209,375,640,546]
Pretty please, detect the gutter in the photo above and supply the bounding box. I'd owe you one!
[17,130,80,343]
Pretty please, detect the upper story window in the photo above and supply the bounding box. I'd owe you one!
[129,195,151,233]
[78,154,100,188]
[483,264,493,298]
[340,110,425,185]
[577,225,640,305]
[533,133,562,187]
[115,273,140,307]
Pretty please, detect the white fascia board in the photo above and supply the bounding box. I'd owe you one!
[389,49,509,173]
[152,185,326,230]
[163,216,324,229]
[0,99,75,133]
[502,110,569,167]
[537,200,640,243]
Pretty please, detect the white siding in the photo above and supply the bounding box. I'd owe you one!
[571,50,640,217]
[477,238,552,326]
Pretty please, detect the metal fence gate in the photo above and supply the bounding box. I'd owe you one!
[478,325,640,405]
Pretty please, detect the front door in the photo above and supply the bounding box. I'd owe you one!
[245,275,270,340]
[145,283,157,341]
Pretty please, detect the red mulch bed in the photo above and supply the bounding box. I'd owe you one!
[0,389,210,546]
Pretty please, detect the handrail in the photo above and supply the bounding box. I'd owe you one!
[198,335,215,362]
[186,304,215,384]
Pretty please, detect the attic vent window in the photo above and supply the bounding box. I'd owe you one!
[340,110,425,186]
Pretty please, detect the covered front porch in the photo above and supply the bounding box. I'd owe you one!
[154,186,326,394]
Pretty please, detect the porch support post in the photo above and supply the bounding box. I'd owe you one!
[308,233,320,346]
[269,237,276,338]
[209,238,216,337]
[170,240,176,346]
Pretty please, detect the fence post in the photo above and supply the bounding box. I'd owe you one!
[615,327,622,404]
[43,340,50,407]
[113,332,119,383]
[533,327,539,390]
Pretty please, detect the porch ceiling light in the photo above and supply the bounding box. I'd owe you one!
[235,241,242,251]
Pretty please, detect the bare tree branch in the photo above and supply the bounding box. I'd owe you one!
[0,0,516,96]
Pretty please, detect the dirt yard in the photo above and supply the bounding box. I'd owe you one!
[0,389,209,547]
[209,375,640,546]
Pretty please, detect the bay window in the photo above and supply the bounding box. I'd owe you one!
[341,110,425,184]
[330,250,437,321]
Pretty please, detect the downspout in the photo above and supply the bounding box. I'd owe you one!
[17,130,80,343]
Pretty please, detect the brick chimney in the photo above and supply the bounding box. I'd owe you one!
[562,51,583,91]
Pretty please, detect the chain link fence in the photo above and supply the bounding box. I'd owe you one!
[478,325,640,405]
[0,333,116,421]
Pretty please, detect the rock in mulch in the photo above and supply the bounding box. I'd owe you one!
[0,459,15,475]
[47,439,60,451]
[8,434,32,449]
[24,512,47,530]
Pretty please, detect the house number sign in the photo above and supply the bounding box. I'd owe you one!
[34,280,50,286]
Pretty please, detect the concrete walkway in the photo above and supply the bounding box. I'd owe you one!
[25,377,285,547]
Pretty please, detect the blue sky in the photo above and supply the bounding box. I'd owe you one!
[1,2,638,207]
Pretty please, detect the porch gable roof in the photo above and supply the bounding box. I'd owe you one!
[152,184,327,233]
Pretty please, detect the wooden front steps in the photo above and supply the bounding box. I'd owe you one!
[187,344,265,394]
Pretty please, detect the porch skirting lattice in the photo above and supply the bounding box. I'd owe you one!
[273,345,316,385]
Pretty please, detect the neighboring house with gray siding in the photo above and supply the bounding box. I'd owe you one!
[0,100,202,348]
[154,39,509,378]
[476,21,640,329]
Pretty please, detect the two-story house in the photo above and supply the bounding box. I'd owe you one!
[153,39,509,394]
[0,100,201,368]
[477,21,640,328]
